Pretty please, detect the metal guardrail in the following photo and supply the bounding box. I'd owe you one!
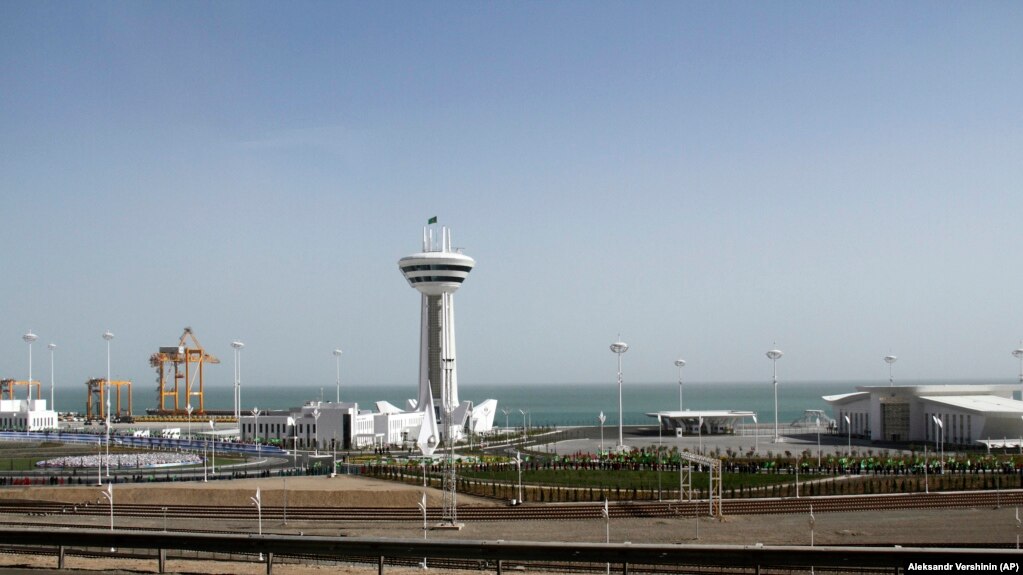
[0,430,287,456]
[0,528,1015,575]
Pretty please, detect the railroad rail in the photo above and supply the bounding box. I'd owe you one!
[0,528,1014,575]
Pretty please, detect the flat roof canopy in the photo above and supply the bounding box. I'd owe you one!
[646,410,756,419]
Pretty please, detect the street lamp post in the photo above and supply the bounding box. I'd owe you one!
[23,331,37,402]
[601,500,610,575]
[104,417,111,479]
[289,416,298,468]
[795,457,800,498]
[333,348,343,403]
[313,408,321,454]
[252,408,261,462]
[250,489,262,536]
[100,483,113,532]
[203,436,208,482]
[231,341,245,421]
[48,343,57,411]
[515,451,523,503]
[102,334,113,479]
[186,404,193,442]
[924,445,929,493]
[845,414,851,452]
[752,413,759,453]
[698,416,703,454]
[96,433,103,486]
[610,338,630,450]
[674,359,686,412]
[598,411,606,454]
[766,348,784,443]
[209,419,216,476]
[501,408,510,431]
[657,414,662,501]
[815,417,822,468]
[932,415,944,466]
[417,492,428,541]
[884,355,898,387]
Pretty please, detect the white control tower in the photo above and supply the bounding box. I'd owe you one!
[399,225,474,424]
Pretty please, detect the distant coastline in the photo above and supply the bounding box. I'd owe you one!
[49,378,1014,428]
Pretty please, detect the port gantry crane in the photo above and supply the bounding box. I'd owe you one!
[149,327,220,415]
[84,378,132,421]
[0,379,42,401]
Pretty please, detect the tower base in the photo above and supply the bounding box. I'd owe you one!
[432,522,464,530]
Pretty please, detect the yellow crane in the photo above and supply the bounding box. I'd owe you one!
[84,378,132,421]
[0,379,41,401]
[149,327,220,415]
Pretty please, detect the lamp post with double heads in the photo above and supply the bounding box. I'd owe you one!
[932,414,944,466]
[610,338,629,450]
[674,359,686,412]
[766,348,784,443]
[231,341,244,421]
[884,355,898,387]
[250,489,262,536]
[23,332,37,403]
[333,348,343,403]
[48,343,56,411]
[103,331,114,477]
[100,483,113,531]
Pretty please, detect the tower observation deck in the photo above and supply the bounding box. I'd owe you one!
[398,225,474,420]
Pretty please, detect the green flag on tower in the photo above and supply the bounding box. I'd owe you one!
[427,216,437,224]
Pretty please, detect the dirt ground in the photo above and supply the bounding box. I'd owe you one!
[0,474,1018,574]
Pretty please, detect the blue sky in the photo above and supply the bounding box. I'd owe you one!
[2,2,1022,400]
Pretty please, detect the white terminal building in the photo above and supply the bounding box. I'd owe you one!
[239,224,498,450]
[824,384,1023,447]
[0,399,58,431]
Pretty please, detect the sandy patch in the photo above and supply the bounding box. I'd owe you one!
[0,475,499,508]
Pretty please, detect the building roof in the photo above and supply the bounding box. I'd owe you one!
[822,392,870,404]
[646,410,756,419]
[854,384,1017,395]
[918,395,1023,415]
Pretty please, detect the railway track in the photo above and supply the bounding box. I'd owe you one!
[1,489,1020,523]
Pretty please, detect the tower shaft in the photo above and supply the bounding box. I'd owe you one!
[419,293,459,412]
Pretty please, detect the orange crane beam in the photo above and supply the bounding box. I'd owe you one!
[0,379,42,401]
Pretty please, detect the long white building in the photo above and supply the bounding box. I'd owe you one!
[0,399,58,431]
[824,384,1023,445]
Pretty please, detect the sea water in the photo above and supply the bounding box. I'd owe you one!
[144,379,1011,427]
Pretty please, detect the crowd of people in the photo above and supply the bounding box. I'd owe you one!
[34,452,202,469]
